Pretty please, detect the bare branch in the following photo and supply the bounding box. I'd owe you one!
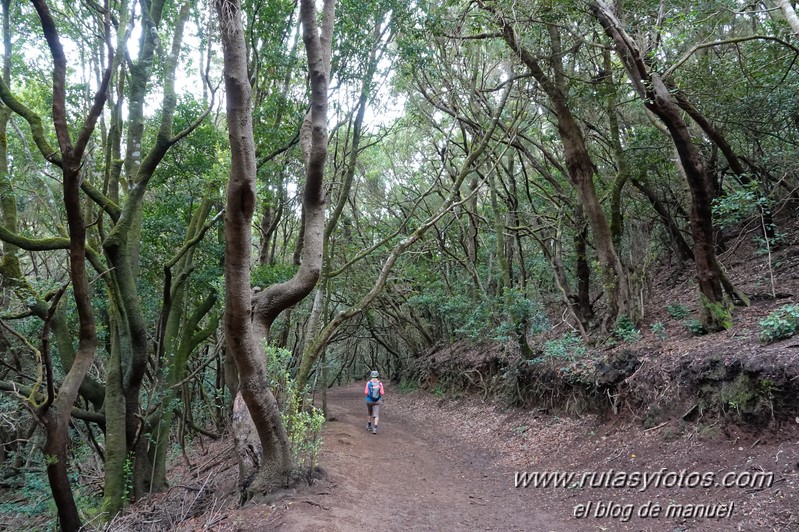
[662,35,799,80]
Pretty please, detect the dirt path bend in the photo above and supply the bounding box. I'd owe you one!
[260,384,559,531]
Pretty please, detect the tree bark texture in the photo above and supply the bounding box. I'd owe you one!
[776,0,799,39]
[31,0,110,527]
[592,0,729,331]
[216,0,302,496]
[251,0,336,340]
[485,5,631,324]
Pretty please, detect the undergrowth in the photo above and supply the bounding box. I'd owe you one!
[759,304,799,344]
[265,344,325,474]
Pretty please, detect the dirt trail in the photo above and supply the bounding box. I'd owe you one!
[257,384,559,531]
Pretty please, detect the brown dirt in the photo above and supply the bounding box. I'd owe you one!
[388,390,799,532]
[255,384,560,531]
[230,381,798,532]
[102,378,797,532]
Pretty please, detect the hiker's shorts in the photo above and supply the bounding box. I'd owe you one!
[366,399,382,418]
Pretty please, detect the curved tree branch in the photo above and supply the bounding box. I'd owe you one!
[662,35,799,80]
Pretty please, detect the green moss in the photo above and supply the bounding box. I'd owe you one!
[696,423,720,440]
[720,374,755,410]
[701,295,733,331]
[717,374,777,419]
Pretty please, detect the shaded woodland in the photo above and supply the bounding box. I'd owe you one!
[1,0,798,529]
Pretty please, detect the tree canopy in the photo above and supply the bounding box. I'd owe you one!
[0,0,797,528]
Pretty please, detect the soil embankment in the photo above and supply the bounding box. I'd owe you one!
[254,384,797,531]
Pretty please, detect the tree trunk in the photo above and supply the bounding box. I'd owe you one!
[488,170,510,292]
[30,0,110,527]
[43,414,81,531]
[776,0,799,39]
[592,0,730,331]
[466,174,480,265]
[574,211,595,328]
[217,0,293,495]
[150,197,217,491]
[604,47,630,250]
[485,6,631,324]
[216,0,336,498]
[251,0,334,343]
[631,177,695,263]
[99,0,198,498]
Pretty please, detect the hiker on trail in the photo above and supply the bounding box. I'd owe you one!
[364,370,384,434]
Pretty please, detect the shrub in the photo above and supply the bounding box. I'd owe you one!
[492,288,549,343]
[263,344,325,472]
[759,304,799,344]
[536,333,587,362]
[712,181,764,229]
[683,319,707,336]
[284,405,325,473]
[528,333,596,385]
[613,314,641,343]
[650,321,667,340]
[666,303,690,320]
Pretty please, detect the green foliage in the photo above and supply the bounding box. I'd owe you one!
[408,283,548,344]
[264,345,325,472]
[264,344,295,404]
[74,477,103,523]
[4,0,799,517]
[397,379,420,393]
[754,232,787,255]
[524,333,602,385]
[491,288,549,343]
[702,297,733,330]
[0,446,102,528]
[284,404,325,473]
[251,263,298,288]
[0,467,53,521]
[122,451,134,503]
[683,319,707,336]
[534,333,587,363]
[613,314,641,343]
[718,374,777,419]
[712,181,765,229]
[433,383,446,398]
[713,182,784,252]
[666,303,690,319]
[650,321,667,340]
[759,304,799,344]
[695,422,720,440]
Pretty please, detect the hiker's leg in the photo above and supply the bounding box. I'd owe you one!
[372,403,380,427]
[367,402,374,425]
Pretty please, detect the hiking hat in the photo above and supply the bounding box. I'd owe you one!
[370,370,379,378]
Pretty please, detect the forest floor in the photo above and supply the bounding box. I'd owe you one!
[126,382,798,532]
[107,222,799,531]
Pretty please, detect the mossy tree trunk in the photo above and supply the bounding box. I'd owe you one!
[215,0,335,497]
[150,198,220,490]
[29,0,111,528]
[100,0,210,503]
[592,0,732,331]
[483,4,632,326]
